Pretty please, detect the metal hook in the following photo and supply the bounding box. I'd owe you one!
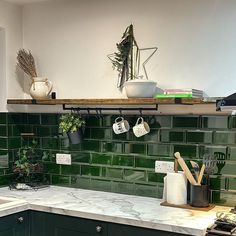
[139,108,143,116]
[87,108,90,116]
[119,108,122,117]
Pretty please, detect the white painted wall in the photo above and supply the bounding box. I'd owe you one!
[21,0,236,99]
[0,1,23,112]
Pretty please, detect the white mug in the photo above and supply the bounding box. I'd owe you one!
[112,117,130,134]
[133,117,150,137]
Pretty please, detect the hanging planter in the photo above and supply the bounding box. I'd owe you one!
[59,113,86,145]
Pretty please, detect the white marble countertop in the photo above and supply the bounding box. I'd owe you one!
[0,186,231,236]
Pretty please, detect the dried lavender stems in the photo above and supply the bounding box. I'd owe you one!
[17,49,38,80]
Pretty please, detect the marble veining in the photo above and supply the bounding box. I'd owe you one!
[0,186,231,236]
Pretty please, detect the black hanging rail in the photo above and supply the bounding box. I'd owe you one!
[62,104,158,113]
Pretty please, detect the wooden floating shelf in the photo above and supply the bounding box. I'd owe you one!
[7,98,212,106]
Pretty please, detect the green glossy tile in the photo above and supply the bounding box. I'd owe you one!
[160,130,184,142]
[145,116,172,128]
[134,183,159,198]
[43,162,60,174]
[82,128,90,139]
[221,161,236,175]
[123,169,145,182]
[106,168,123,179]
[101,142,113,153]
[28,114,41,124]
[61,164,80,175]
[147,144,171,156]
[101,115,112,127]
[228,177,236,190]
[199,145,227,159]
[173,145,197,158]
[90,178,111,192]
[135,157,155,169]
[111,142,123,153]
[8,113,27,124]
[36,126,51,137]
[70,176,91,189]
[210,190,236,206]
[112,155,134,167]
[8,137,21,149]
[41,114,59,125]
[0,150,8,168]
[0,126,7,136]
[91,128,111,139]
[51,174,70,185]
[9,124,33,136]
[59,137,71,150]
[228,147,236,160]
[0,113,7,124]
[124,143,146,155]
[0,174,13,186]
[85,116,101,127]
[202,116,228,129]
[187,131,212,144]
[148,172,165,183]
[81,165,101,176]
[111,181,134,195]
[81,140,100,152]
[42,137,59,149]
[91,153,112,165]
[213,131,236,145]
[112,132,128,141]
[173,116,200,128]
[71,152,90,164]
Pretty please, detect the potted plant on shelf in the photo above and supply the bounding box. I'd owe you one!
[108,24,158,98]
[16,49,52,99]
[59,113,86,144]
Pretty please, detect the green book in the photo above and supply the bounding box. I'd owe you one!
[154,93,193,98]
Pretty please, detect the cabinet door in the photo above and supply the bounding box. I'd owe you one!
[30,211,107,236]
[108,223,188,236]
[0,211,29,236]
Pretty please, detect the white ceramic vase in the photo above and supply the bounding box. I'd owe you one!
[124,79,157,98]
[30,77,53,99]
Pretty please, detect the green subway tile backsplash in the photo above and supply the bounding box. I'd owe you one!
[0,112,236,206]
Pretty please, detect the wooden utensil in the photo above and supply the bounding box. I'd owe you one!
[174,152,198,185]
[190,160,199,181]
[197,164,205,185]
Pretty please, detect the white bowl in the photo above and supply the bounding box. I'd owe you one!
[124,79,157,98]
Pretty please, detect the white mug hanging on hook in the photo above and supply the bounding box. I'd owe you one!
[30,77,53,99]
[133,117,150,137]
[112,117,130,134]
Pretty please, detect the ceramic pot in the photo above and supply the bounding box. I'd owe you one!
[30,77,53,99]
[67,129,83,144]
[124,79,157,98]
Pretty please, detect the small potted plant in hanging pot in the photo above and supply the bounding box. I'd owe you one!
[59,113,86,144]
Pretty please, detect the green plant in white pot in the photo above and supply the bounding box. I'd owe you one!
[108,24,158,98]
[59,113,85,144]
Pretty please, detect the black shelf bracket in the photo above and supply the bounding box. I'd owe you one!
[62,104,158,113]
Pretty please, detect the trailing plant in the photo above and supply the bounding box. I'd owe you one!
[13,140,43,177]
[59,113,85,133]
[17,49,38,79]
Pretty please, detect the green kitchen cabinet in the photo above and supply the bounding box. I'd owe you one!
[108,222,187,236]
[0,211,29,236]
[30,211,107,236]
[30,211,188,236]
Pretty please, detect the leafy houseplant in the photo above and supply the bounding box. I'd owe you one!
[59,113,86,144]
[13,140,43,184]
[108,24,157,98]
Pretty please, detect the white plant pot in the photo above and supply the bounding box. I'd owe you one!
[30,77,53,99]
[124,79,157,98]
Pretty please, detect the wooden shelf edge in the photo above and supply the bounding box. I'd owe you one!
[7,98,213,105]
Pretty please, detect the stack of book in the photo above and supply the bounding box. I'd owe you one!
[155,88,203,98]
